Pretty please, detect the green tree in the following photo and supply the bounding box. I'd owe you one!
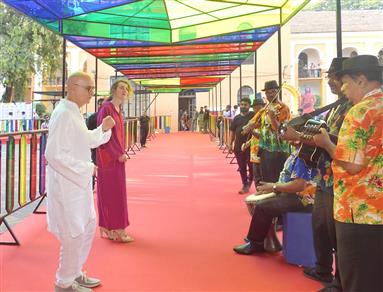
[35,102,47,118]
[0,3,63,102]
[305,0,383,11]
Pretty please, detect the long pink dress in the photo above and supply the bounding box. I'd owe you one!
[96,101,129,230]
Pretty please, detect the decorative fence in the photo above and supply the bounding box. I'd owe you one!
[209,114,218,138]
[125,118,140,155]
[151,115,172,131]
[0,119,44,133]
[0,130,48,245]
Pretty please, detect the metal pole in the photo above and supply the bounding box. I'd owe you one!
[94,58,98,111]
[215,86,218,112]
[278,26,282,98]
[239,65,242,99]
[336,0,342,57]
[229,74,232,107]
[254,52,257,94]
[61,38,66,99]
[145,93,159,113]
[138,82,142,115]
[135,84,138,117]
[219,82,222,111]
[208,90,211,109]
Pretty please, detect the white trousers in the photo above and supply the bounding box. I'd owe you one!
[54,219,96,288]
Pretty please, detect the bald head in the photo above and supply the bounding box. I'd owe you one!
[66,72,95,107]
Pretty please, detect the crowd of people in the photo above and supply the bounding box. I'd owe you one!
[228,55,383,292]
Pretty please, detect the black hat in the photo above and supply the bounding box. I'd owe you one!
[326,57,349,74]
[337,55,383,76]
[262,80,279,91]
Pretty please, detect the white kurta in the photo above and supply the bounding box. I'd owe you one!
[45,99,111,238]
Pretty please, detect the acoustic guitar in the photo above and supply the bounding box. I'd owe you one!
[295,119,338,168]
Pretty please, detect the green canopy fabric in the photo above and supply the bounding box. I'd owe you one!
[4,0,310,91]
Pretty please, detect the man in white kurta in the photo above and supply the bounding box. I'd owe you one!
[45,72,115,292]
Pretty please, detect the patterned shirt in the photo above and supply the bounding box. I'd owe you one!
[279,152,320,205]
[258,102,291,153]
[249,132,260,163]
[332,90,383,224]
[318,99,353,195]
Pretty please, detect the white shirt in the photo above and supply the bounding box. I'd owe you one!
[45,99,111,237]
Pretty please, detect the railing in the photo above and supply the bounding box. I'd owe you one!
[209,114,218,138]
[125,118,140,156]
[151,115,172,131]
[0,130,48,245]
[0,119,44,133]
[298,68,322,78]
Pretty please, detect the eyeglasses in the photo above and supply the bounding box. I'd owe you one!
[74,84,95,93]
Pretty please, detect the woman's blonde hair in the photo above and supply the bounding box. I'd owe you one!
[110,79,134,98]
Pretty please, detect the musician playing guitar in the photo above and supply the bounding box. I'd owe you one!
[313,55,383,292]
[282,58,352,291]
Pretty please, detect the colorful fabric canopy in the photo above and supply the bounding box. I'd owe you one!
[3,0,310,91]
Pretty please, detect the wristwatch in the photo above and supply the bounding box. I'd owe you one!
[273,184,278,193]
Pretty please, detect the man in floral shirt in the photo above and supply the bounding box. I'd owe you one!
[279,58,351,290]
[233,150,320,255]
[314,55,383,292]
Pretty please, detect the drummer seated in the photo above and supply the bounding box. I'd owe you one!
[233,151,319,255]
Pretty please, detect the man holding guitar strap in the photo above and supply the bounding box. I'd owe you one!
[313,55,383,292]
[281,57,351,291]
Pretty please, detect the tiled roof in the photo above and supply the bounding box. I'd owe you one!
[291,10,383,33]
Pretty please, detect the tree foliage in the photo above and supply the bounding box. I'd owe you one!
[305,0,383,11]
[0,3,62,102]
[35,102,47,117]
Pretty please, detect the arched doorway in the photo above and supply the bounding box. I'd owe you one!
[298,48,321,78]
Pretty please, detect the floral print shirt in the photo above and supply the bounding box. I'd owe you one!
[332,90,383,224]
[279,152,320,205]
[258,102,291,153]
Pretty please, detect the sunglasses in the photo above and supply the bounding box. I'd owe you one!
[74,84,95,93]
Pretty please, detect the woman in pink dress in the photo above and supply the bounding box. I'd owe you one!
[96,79,134,243]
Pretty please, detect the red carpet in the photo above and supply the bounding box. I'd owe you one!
[0,133,321,291]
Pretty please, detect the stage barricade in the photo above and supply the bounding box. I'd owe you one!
[0,129,48,245]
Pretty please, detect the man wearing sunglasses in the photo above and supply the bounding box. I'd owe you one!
[45,72,115,292]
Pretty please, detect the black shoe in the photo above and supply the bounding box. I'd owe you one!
[238,185,250,195]
[303,267,333,284]
[318,287,342,292]
[233,242,265,255]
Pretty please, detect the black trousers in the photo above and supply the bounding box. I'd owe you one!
[335,221,383,292]
[312,189,340,286]
[140,127,149,146]
[253,163,261,185]
[247,193,312,244]
[259,150,288,183]
[234,149,253,187]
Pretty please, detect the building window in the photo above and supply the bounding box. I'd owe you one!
[298,49,321,78]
